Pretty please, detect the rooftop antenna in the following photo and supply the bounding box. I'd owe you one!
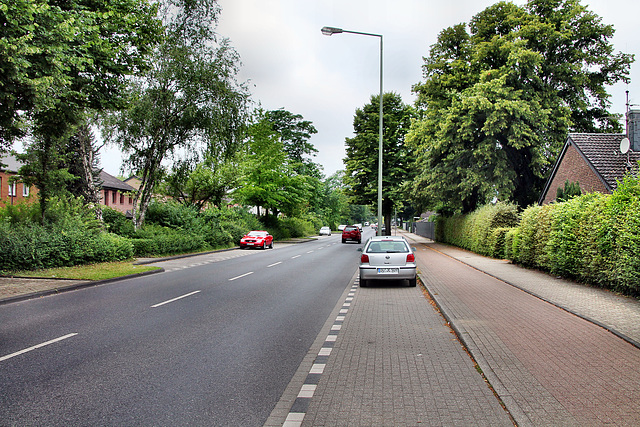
[626,90,630,138]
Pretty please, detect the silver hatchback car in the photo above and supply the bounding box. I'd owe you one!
[359,235,417,287]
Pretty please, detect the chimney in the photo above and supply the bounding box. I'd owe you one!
[628,109,640,151]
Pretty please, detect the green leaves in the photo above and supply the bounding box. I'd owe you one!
[409,0,632,213]
[344,92,415,219]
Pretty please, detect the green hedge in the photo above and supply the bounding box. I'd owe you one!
[436,175,640,296]
[131,224,209,257]
[0,222,133,272]
[435,202,519,258]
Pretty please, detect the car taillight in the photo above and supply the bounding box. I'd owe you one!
[406,253,415,262]
[361,254,369,263]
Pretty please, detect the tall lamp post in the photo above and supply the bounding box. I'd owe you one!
[321,26,384,236]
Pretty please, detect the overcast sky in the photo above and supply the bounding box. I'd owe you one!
[100,0,640,178]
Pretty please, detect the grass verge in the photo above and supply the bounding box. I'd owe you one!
[6,261,161,281]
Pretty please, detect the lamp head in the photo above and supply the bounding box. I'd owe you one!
[321,26,343,36]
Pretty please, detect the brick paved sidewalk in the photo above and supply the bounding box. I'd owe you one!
[412,241,640,426]
[299,280,513,426]
[398,229,640,348]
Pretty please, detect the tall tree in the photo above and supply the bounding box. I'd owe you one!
[409,0,633,213]
[105,0,249,228]
[233,114,311,218]
[4,0,162,217]
[161,154,239,210]
[65,122,102,214]
[264,109,320,177]
[344,92,415,233]
[0,0,161,151]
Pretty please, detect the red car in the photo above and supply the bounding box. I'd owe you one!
[239,230,273,249]
[341,225,362,244]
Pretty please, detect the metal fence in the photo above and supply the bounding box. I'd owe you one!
[412,221,435,240]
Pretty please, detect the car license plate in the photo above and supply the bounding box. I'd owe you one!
[377,268,398,274]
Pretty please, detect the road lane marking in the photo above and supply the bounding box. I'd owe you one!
[151,290,201,308]
[291,255,301,259]
[306,251,314,254]
[229,272,254,281]
[267,262,282,268]
[0,333,78,362]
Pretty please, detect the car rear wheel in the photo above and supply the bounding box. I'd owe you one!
[409,276,417,287]
[342,239,346,244]
[269,241,273,249]
[360,278,367,287]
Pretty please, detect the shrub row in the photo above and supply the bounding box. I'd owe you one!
[0,197,320,272]
[131,224,209,257]
[435,202,519,257]
[0,222,133,272]
[437,175,640,296]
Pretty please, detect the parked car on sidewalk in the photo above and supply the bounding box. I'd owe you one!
[359,235,416,287]
[341,225,362,244]
[319,226,332,236]
[239,230,273,249]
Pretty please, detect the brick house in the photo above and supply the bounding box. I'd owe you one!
[0,153,136,215]
[539,111,640,204]
[0,154,36,206]
[99,170,137,217]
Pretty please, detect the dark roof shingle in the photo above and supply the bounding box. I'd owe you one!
[568,133,640,191]
[98,170,136,192]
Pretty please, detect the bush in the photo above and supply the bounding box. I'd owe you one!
[276,217,315,239]
[435,180,640,297]
[435,202,519,256]
[132,224,209,257]
[145,199,203,231]
[102,207,136,237]
[0,222,134,272]
[488,227,512,259]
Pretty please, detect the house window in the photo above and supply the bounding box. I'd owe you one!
[23,184,29,197]
[129,196,133,204]
[112,191,116,204]
[104,190,109,205]
[120,193,124,204]
[8,182,16,197]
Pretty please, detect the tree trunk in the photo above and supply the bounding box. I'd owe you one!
[76,125,102,221]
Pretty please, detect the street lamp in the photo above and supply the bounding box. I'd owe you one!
[321,26,384,236]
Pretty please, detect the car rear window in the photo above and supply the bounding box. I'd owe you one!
[366,241,408,253]
[344,226,357,231]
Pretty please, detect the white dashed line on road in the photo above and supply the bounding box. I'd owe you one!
[151,290,201,308]
[0,333,78,362]
[229,272,254,281]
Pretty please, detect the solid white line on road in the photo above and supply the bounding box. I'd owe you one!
[229,272,254,281]
[0,333,78,362]
[267,262,282,268]
[151,290,201,308]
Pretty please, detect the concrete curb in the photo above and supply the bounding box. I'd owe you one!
[0,268,164,306]
[1,238,319,305]
[424,243,640,351]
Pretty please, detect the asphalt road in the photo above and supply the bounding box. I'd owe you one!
[0,231,371,426]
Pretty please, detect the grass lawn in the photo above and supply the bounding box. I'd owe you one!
[9,261,161,281]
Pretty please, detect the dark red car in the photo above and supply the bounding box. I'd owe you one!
[239,230,273,249]
[341,225,362,244]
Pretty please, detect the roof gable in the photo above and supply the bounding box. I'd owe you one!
[568,133,640,190]
[98,170,136,192]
